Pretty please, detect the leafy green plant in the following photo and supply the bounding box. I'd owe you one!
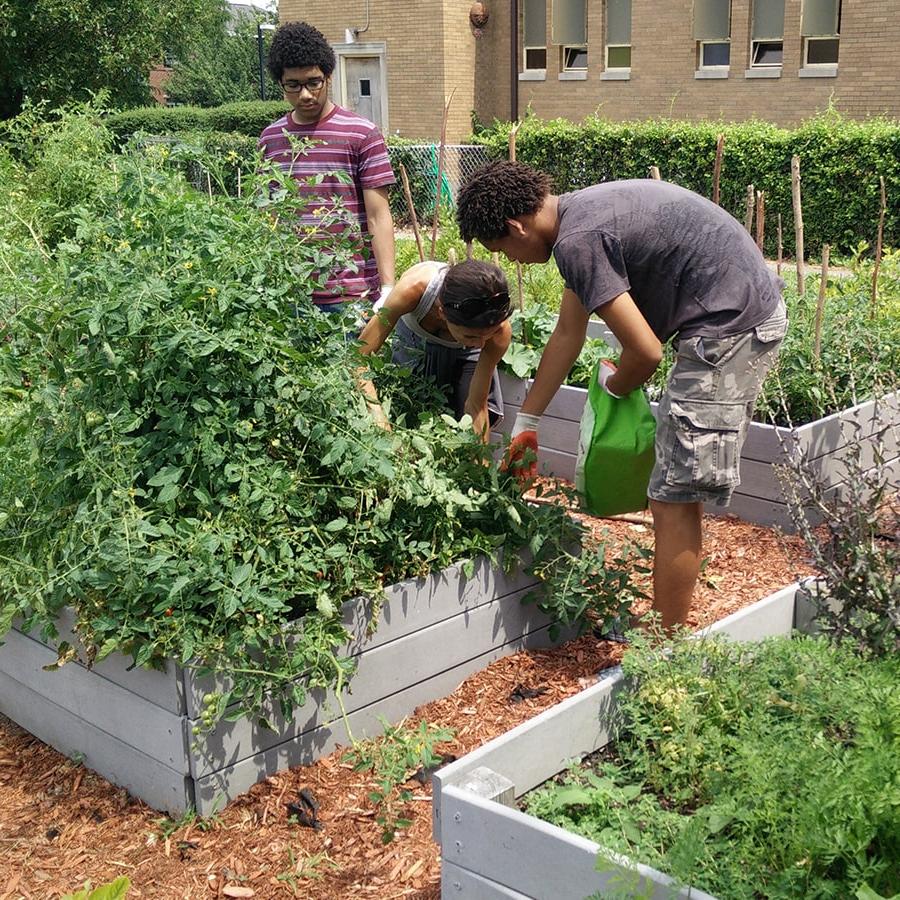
[344,717,455,843]
[526,632,900,899]
[275,846,340,892]
[62,878,130,900]
[0,104,616,731]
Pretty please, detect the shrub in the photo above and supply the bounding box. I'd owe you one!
[475,112,900,258]
[104,100,289,145]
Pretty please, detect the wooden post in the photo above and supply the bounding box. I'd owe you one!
[509,122,525,311]
[492,252,500,269]
[791,156,806,296]
[430,89,455,260]
[712,133,725,205]
[448,247,458,266]
[399,163,425,262]
[649,165,661,180]
[813,244,830,362]
[744,184,755,233]
[465,241,474,261]
[237,168,242,198]
[206,170,213,199]
[776,213,783,277]
[755,190,765,251]
[871,175,887,319]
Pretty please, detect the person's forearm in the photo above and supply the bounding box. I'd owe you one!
[606,344,663,396]
[369,215,395,285]
[520,329,583,417]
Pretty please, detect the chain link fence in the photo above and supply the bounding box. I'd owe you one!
[386,143,493,225]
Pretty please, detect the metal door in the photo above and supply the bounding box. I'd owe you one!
[343,56,383,128]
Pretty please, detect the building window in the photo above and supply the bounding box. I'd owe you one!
[802,0,841,65]
[524,0,548,70]
[694,0,730,68]
[700,41,731,67]
[606,0,631,69]
[562,45,588,69]
[751,0,785,67]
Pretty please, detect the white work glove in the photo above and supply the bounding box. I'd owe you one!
[373,283,394,312]
[510,411,541,438]
[598,360,623,399]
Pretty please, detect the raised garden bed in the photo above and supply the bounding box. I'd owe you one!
[0,555,567,816]
[432,581,816,899]
[495,371,899,530]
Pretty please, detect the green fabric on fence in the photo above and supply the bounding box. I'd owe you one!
[574,361,657,516]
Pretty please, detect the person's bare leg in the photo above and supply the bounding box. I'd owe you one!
[648,499,703,631]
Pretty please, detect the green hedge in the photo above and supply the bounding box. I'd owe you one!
[105,100,290,144]
[475,113,900,257]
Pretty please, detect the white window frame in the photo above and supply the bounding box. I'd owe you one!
[605,44,631,70]
[699,40,731,69]
[750,38,783,67]
[804,35,839,66]
[562,44,588,70]
[524,46,548,71]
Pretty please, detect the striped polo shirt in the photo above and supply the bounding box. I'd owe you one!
[258,105,396,306]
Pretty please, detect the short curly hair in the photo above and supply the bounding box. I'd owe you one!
[267,22,336,82]
[456,161,553,243]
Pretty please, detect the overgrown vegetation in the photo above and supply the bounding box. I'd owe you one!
[526,632,900,899]
[0,104,635,729]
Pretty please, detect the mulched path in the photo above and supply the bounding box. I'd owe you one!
[0,510,815,900]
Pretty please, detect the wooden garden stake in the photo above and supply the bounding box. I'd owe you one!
[448,247,458,265]
[237,167,242,198]
[508,121,525,311]
[744,184,755,233]
[399,163,425,262]
[755,191,765,251]
[712,133,725,205]
[206,170,213,199]
[791,156,806,295]
[776,213,783,276]
[871,175,887,318]
[465,241,474,260]
[492,252,500,268]
[813,243,830,362]
[430,89,455,261]
[649,166,661,180]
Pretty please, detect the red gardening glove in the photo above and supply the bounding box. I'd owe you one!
[503,430,538,481]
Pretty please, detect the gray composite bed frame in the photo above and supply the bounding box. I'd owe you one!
[432,581,818,899]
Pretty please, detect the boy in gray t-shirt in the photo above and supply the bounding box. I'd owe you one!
[456,161,787,633]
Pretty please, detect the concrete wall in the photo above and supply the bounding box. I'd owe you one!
[278,1,898,143]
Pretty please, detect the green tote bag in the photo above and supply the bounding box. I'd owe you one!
[574,361,657,516]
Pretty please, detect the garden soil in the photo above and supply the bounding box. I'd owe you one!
[0,494,816,900]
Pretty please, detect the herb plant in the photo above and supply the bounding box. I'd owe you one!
[526,632,900,899]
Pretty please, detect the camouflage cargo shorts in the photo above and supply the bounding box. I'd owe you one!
[648,298,788,507]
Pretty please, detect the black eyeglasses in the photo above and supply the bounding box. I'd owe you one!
[281,77,326,94]
[442,290,512,327]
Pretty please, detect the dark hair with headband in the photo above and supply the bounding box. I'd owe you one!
[440,260,512,328]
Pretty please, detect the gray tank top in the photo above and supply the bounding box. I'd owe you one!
[400,262,461,348]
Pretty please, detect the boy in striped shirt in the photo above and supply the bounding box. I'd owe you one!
[259,21,396,312]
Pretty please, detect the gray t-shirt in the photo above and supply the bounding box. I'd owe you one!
[554,181,783,341]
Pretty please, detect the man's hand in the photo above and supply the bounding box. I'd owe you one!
[502,412,540,481]
[598,359,623,399]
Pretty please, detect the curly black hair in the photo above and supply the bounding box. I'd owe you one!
[456,161,553,243]
[267,22,336,82]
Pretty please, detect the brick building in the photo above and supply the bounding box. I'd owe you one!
[278,0,899,141]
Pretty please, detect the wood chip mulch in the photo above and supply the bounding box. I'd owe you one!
[0,506,815,900]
